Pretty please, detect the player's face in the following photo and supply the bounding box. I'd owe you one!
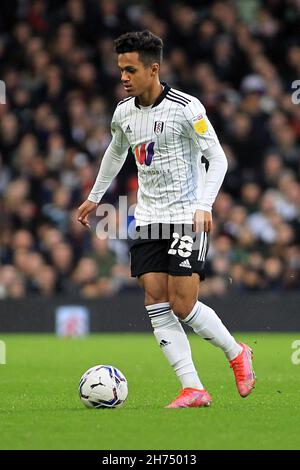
[118,52,157,97]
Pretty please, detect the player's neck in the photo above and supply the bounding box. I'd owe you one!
[137,81,163,107]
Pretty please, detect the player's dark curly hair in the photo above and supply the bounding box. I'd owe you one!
[114,30,163,66]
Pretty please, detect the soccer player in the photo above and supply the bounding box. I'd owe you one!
[77,30,255,408]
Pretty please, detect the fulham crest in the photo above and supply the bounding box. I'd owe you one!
[154,121,164,134]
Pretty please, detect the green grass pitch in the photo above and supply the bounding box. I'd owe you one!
[0,333,300,450]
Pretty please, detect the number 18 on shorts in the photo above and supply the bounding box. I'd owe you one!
[130,224,210,280]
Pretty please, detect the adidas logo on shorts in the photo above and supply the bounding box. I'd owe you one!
[179,259,192,269]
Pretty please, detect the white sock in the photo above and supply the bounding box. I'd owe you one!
[146,302,204,390]
[182,301,242,361]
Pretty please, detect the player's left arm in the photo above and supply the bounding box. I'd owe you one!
[183,100,228,232]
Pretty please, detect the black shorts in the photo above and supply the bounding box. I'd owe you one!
[130,224,210,279]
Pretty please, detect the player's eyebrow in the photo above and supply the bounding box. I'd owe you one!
[118,66,137,72]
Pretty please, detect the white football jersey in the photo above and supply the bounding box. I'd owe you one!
[89,83,227,226]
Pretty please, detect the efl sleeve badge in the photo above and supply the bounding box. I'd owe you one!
[193,114,208,135]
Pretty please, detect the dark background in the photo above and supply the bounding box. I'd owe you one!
[0,0,300,331]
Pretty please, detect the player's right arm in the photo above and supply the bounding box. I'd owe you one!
[77,108,129,228]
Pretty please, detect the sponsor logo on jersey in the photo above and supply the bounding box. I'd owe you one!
[154,121,164,134]
[193,114,208,135]
[134,142,155,166]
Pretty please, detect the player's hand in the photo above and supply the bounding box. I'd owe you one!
[193,209,212,233]
[77,200,98,229]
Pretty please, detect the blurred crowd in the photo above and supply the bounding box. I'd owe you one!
[0,0,300,298]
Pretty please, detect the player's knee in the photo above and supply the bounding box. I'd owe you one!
[145,292,169,306]
[170,297,196,319]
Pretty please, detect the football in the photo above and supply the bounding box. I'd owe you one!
[79,365,128,409]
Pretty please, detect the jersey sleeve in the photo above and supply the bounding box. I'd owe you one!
[109,108,130,155]
[88,108,130,204]
[182,99,219,151]
[183,99,228,212]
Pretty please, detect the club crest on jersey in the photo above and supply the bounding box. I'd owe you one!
[135,142,155,166]
[154,121,164,135]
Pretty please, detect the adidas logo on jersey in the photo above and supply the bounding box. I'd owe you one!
[179,259,192,269]
[125,124,132,133]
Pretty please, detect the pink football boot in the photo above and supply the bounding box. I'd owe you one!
[230,343,256,397]
[165,388,212,408]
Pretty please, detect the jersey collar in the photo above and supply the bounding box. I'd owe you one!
[134,82,171,109]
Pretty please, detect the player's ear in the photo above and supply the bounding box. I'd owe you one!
[150,63,160,76]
